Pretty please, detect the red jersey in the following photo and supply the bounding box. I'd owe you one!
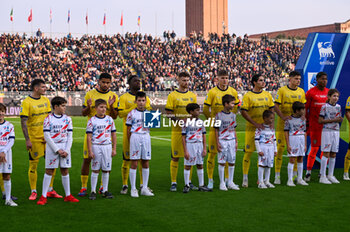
[305,86,329,130]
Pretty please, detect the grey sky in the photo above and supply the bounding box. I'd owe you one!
[0,0,349,38]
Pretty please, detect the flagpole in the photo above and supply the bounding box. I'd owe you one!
[50,8,52,39]
[86,9,88,36]
[121,11,124,36]
[31,8,33,37]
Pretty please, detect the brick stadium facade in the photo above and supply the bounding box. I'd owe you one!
[186,0,228,37]
[249,19,350,39]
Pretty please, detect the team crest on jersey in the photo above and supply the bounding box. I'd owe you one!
[190,98,193,102]
[34,152,38,157]
[298,95,301,99]
[278,139,281,144]
[265,98,268,101]
[347,101,350,107]
[211,145,214,150]
[276,95,279,100]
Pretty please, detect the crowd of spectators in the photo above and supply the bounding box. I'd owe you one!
[0,31,302,92]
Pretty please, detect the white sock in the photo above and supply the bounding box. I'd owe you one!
[264,168,271,182]
[142,168,149,189]
[61,174,70,196]
[91,172,99,193]
[42,174,52,198]
[218,165,225,185]
[102,172,110,193]
[275,172,280,178]
[306,170,311,175]
[228,166,235,184]
[48,186,53,192]
[197,168,204,187]
[184,169,190,186]
[258,167,264,184]
[287,163,294,181]
[3,180,11,201]
[243,174,248,181]
[297,162,303,180]
[328,157,336,177]
[320,156,328,178]
[129,168,137,190]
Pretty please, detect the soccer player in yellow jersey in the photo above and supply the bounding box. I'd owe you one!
[241,74,275,188]
[118,75,152,194]
[274,71,306,184]
[343,96,350,180]
[203,70,239,189]
[166,72,197,192]
[78,73,118,196]
[20,79,61,200]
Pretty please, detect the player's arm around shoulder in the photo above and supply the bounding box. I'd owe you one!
[284,120,291,154]
[110,117,117,157]
[203,90,212,119]
[201,122,207,157]
[82,92,92,117]
[181,125,189,160]
[65,116,73,157]
[254,128,263,156]
[109,93,119,119]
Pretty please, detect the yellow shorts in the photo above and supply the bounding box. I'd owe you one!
[171,129,184,158]
[244,128,256,153]
[276,121,286,148]
[208,128,217,154]
[83,134,89,159]
[122,129,130,160]
[29,141,46,160]
[276,130,286,148]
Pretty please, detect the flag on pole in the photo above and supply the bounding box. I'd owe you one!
[28,9,32,22]
[50,9,52,24]
[120,12,123,26]
[10,8,13,22]
[103,13,106,25]
[137,15,140,26]
[86,11,88,25]
[67,10,70,23]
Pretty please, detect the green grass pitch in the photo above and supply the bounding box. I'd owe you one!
[1,116,350,232]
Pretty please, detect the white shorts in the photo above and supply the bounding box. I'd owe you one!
[45,143,71,169]
[217,139,236,164]
[130,133,151,160]
[288,135,305,157]
[321,130,339,153]
[258,145,274,168]
[0,150,12,173]
[91,144,112,171]
[184,142,203,166]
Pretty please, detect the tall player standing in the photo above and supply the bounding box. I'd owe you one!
[203,70,240,189]
[20,79,62,200]
[304,72,329,182]
[166,72,197,192]
[274,71,306,184]
[241,74,275,188]
[78,73,118,196]
[118,75,152,194]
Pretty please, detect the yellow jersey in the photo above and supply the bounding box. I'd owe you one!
[275,86,306,117]
[83,89,119,119]
[203,86,240,118]
[241,90,275,128]
[165,89,197,131]
[118,92,152,121]
[20,95,51,142]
